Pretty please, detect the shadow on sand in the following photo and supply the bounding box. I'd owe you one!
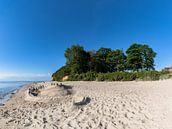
[74,97,91,106]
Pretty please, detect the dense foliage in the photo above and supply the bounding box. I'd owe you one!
[65,45,90,74]
[67,71,163,81]
[52,65,70,81]
[126,44,156,71]
[53,43,159,81]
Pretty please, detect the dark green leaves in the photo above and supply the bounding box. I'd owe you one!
[52,43,157,81]
[126,43,156,71]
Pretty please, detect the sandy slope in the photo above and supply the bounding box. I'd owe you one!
[0,80,172,129]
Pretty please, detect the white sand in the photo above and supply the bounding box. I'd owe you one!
[0,80,172,129]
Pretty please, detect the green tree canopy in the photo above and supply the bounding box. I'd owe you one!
[126,44,143,71]
[95,48,112,73]
[53,43,157,81]
[113,49,126,71]
[65,44,90,74]
[126,43,156,71]
[141,44,157,70]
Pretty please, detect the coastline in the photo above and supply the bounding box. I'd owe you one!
[0,80,172,129]
[0,82,33,105]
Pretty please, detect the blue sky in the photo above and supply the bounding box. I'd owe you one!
[0,0,172,81]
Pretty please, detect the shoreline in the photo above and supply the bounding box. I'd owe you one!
[0,80,172,129]
[0,79,169,105]
[0,82,34,105]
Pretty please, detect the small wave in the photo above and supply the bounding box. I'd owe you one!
[0,81,34,104]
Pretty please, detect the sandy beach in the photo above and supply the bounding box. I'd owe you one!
[0,80,172,129]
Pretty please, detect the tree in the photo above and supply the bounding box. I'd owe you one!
[126,44,143,71]
[95,48,112,73]
[141,45,156,70]
[126,43,156,71]
[65,45,89,74]
[87,50,97,72]
[52,43,157,81]
[113,49,126,71]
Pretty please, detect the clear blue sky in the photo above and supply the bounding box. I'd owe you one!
[0,0,172,81]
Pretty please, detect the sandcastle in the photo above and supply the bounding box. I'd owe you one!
[26,82,91,107]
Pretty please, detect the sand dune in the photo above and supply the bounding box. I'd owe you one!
[0,80,172,129]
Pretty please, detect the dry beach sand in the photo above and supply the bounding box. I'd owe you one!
[0,80,172,129]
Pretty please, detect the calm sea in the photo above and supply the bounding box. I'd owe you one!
[0,81,33,104]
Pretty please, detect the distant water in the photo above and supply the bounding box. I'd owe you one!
[0,81,33,104]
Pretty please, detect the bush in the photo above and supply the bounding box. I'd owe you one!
[159,71,172,80]
[68,72,97,81]
[97,74,107,81]
[136,71,161,81]
[96,71,162,81]
[97,72,137,81]
[122,72,137,81]
[52,65,71,81]
[53,68,164,82]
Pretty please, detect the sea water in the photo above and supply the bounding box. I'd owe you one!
[0,81,33,104]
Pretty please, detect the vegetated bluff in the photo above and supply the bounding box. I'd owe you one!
[52,43,158,81]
